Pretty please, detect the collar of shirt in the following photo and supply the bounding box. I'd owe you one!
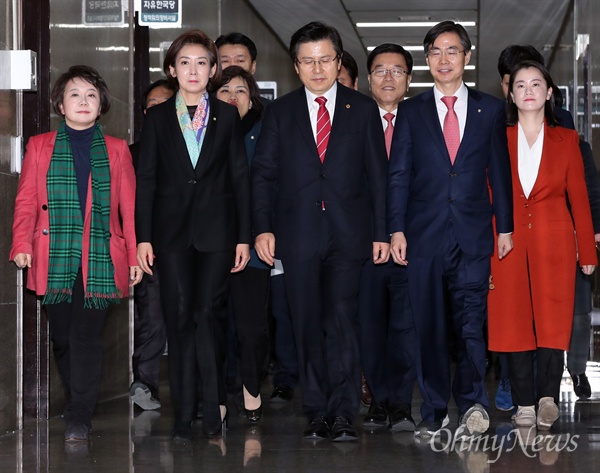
[305,82,338,139]
[378,106,398,131]
[433,82,468,140]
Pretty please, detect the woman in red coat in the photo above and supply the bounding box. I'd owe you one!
[488,60,596,431]
[10,65,142,443]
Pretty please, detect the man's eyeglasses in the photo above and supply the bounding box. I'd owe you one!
[296,56,339,68]
[426,47,465,59]
[371,68,408,78]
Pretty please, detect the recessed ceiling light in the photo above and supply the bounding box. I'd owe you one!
[357,21,476,28]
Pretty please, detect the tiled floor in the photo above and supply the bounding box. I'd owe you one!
[1,365,599,473]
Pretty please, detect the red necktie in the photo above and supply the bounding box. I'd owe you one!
[315,96,331,163]
[441,96,459,164]
[384,112,395,159]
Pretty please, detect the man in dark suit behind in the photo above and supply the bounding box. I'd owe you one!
[252,21,389,442]
[387,21,514,438]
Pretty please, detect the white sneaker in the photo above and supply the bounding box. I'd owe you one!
[537,397,559,431]
[511,405,536,427]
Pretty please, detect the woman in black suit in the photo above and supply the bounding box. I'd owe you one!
[216,66,270,424]
[135,30,251,438]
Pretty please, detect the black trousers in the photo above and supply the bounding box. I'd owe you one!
[46,269,108,427]
[358,259,416,406]
[158,248,233,430]
[507,348,564,406]
[229,266,271,397]
[271,273,299,389]
[133,267,166,396]
[282,220,365,420]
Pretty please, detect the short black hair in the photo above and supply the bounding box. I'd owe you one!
[141,79,173,112]
[51,65,111,117]
[289,21,343,63]
[215,32,258,61]
[497,45,544,78]
[340,50,359,84]
[423,20,471,56]
[367,43,414,74]
[506,60,558,127]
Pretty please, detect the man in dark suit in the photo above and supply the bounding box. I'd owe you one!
[387,21,514,438]
[358,43,418,432]
[252,21,389,442]
[129,79,174,411]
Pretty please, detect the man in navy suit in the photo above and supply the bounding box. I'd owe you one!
[387,21,514,438]
[252,21,389,442]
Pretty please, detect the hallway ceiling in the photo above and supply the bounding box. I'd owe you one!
[247,0,573,97]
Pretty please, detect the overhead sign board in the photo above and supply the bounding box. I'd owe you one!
[83,1,124,26]
[137,0,181,28]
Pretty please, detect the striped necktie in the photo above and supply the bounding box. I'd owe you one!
[315,96,331,163]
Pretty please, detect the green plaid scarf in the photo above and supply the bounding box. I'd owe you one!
[43,120,119,309]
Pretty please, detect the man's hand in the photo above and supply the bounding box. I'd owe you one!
[136,242,155,275]
[497,233,513,260]
[255,232,275,266]
[390,232,408,265]
[231,244,251,273]
[372,242,390,264]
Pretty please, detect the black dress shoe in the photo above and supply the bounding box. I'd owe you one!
[572,372,592,399]
[245,406,263,424]
[302,416,329,440]
[172,420,193,440]
[270,385,294,403]
[330,417,358,442]
[388,401,415,432]
[363,400,388,429]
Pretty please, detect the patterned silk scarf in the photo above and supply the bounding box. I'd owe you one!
[175,90,210,168]
[44,120,119,309]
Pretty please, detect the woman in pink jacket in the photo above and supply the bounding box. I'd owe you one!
[10,65,142,443]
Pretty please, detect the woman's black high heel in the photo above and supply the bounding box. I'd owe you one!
[245,406,262,424]
[204,408,228,437]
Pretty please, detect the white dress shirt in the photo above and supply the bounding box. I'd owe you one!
[517,122,544,198]
[433,83,468,141]
[305,82,337,142]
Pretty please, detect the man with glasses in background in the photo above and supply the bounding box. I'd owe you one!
[359,43,418,434]
[387,21,513,438]
[252,21,389,442]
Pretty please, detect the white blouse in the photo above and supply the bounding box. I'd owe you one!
[517,122,544,198]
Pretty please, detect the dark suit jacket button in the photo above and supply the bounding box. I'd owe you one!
[188,179,197,184]
[320,173,325,179]
[448,198,453,203]
[42,229,49,235]
[450,172,457,177]
[42,204,48,210]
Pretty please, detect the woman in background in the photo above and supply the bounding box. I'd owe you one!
[10,65,141,443]
[487,60,596,431]
[216,66,270,424]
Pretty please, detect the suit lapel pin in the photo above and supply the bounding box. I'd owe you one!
[478,109,482,113]
[213,117,217,121]
[346,104,351,108]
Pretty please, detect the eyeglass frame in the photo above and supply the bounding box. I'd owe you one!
[426,47,466,59]
[295,55,340,68]
[370,67,408,78]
